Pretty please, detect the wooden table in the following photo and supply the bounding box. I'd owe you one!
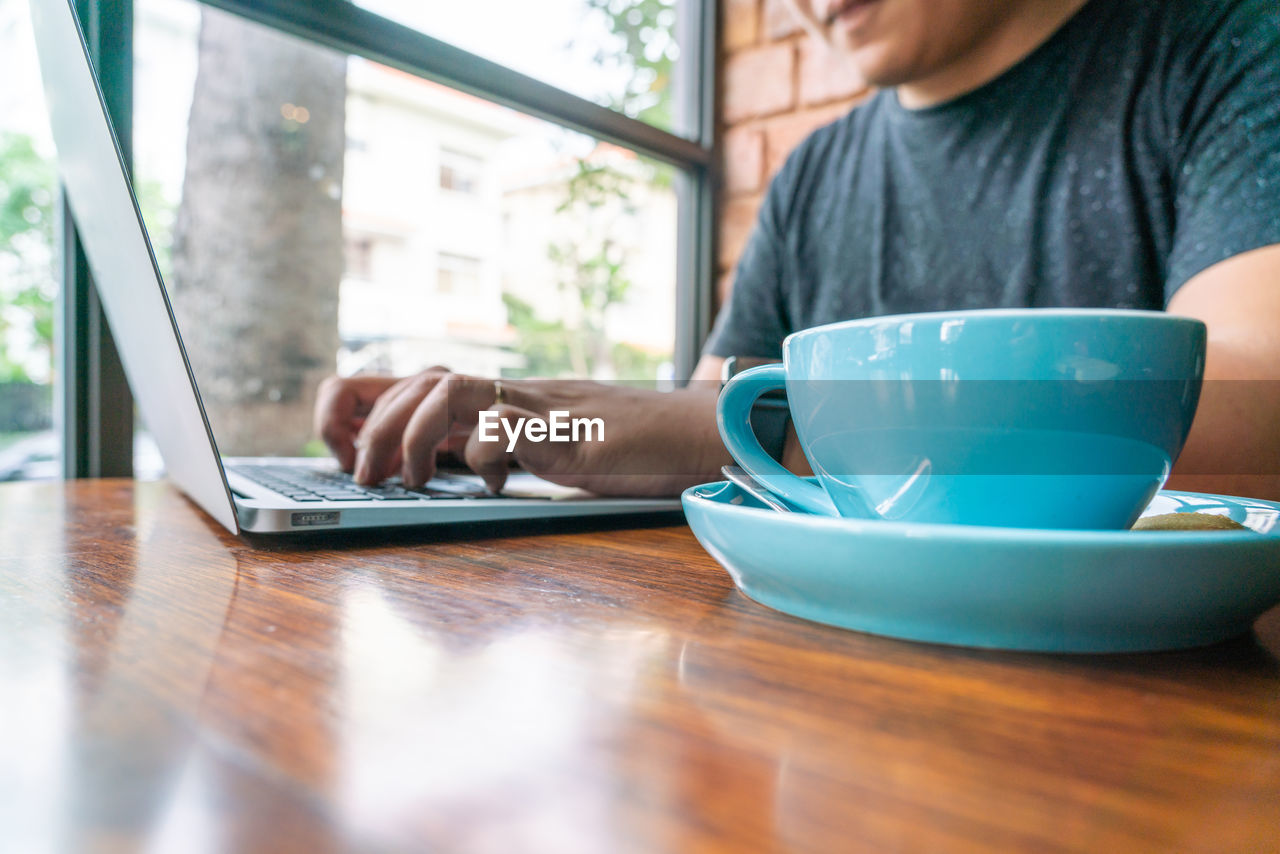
[1,479,1278,853]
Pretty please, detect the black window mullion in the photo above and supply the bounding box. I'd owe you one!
[674,0,719,377]
[61,0,134,478]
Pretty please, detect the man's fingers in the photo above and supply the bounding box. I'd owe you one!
[462,401,590,493]
[314,377,359,471]
[360,375,421,436]
[353,372,444,484]
[355,366,450,444]
[400,375,503,487]
[442,423,473,455]
[461,403,542,493]
[314,374,398,472]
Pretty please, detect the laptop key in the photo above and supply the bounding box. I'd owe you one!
[414,482,489,498]
[232,464,509,502]
[365,485,417,497]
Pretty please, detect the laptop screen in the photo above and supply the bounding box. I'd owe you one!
[31,0,238,532]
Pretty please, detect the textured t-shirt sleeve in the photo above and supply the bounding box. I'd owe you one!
[703,178,792,360]
[1165,0,1280,300]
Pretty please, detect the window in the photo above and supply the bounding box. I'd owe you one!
[439,149,481,195]
[52,0,713,473]
[436,252,481,294]
[344,236,375,281]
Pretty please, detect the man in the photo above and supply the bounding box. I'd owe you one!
[317,0,1280,501]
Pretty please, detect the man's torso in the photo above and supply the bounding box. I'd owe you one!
[708,0,1280,358]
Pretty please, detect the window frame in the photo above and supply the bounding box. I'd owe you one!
[64,0,719,478]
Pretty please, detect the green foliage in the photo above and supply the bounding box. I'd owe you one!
[582,0,679,188]
[556,159,633,213]
[301,438,330,458]
[0,132,55,254]
[0,131,174,383]
[136,175,175,282]
[0,129,177,386]
[557,160,634,376]
[584,0,679,131]
[501,292,575,377]
[500,1,679,380]
[610,340,666,380]
[504,159,656,378]
[0,132,56,383]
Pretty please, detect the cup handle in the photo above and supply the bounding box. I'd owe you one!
[716,364,838,516]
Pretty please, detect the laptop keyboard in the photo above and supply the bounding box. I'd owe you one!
[229,464,495,502]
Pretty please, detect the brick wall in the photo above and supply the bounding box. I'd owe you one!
[717,0,871,307]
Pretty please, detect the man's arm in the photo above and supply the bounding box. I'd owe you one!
[689,354,726,382]
[316,366,733,496]
[1165,243,1280,500]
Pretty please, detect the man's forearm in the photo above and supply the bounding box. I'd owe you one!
[1166,246,1280,500]
[635,385,733,494]
[1165,353,1280,500]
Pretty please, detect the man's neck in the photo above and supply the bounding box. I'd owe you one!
[896,0,1090,109]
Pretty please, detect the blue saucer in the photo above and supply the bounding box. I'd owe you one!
[682,484,1280,653]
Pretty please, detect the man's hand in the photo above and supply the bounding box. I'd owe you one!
[314,368,732,497]
[313,373,405,473]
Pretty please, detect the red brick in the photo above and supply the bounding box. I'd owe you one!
[722,43,796,124]
[723,125,765,196]
[763,0,805,41]
[719,194,763,270]
[799,38,868,106]
[722,0,760,51]
[762,100,857,180]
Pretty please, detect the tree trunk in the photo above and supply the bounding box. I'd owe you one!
[170,8,346,456]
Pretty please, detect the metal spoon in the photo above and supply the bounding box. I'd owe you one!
[721,465,793,513]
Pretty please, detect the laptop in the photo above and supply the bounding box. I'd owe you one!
[29,0,681,534]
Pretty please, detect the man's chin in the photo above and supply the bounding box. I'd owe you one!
[836,46,913,90]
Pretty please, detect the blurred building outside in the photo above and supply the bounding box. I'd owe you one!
[340,59,677,382]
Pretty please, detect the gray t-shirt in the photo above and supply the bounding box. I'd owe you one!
[706,0,1280,359]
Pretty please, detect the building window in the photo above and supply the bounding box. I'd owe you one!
[439,148,481,195]
[437,252,481,294]
[344,236,375,281]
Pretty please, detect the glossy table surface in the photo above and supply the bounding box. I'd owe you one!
[1,479,1278,853]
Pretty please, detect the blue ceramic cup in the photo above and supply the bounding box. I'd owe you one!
[717,309,1206,529]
